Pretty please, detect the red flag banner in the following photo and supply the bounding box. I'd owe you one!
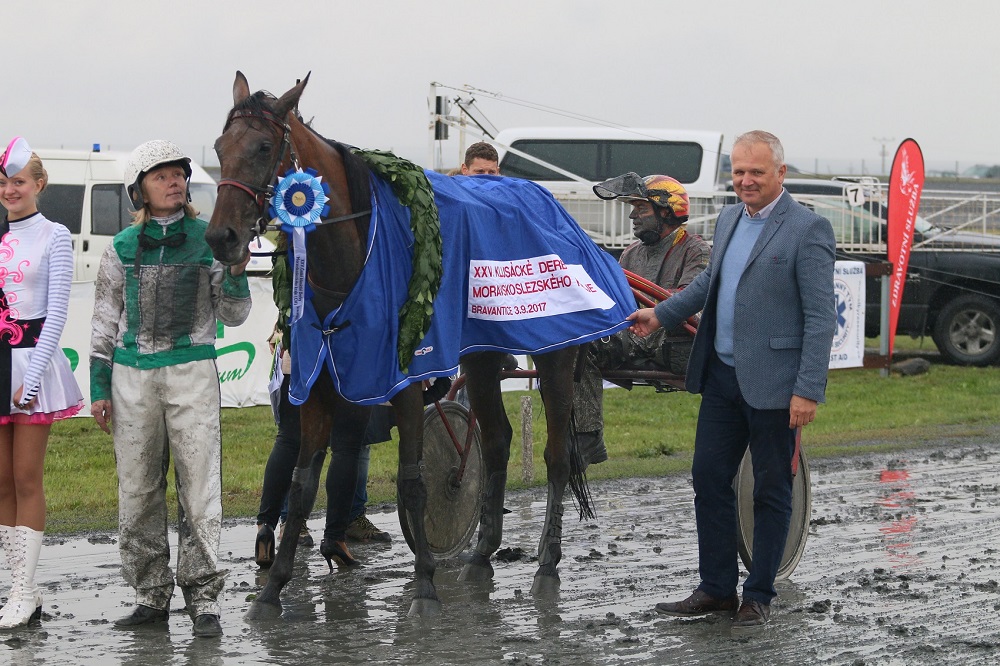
[886,139,925,358]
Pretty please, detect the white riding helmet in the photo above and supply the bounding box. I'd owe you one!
[124,139,192,208]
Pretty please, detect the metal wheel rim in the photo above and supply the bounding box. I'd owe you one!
[734,448,811,581]
[397,400,484,559]
[949,309,997,356]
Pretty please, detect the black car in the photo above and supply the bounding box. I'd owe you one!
[782,178,1000,366]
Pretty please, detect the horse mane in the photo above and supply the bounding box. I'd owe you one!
[298,120,372,216]
[231,91,372,215]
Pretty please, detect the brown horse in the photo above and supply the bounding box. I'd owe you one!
[207,72,585,619]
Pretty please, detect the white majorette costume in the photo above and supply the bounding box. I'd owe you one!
[0,136,83,631]
[0,211,84,424]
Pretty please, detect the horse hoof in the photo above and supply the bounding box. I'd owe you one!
[530,573,561,596]
[457,561,494,582]
[407,597,442,618]
[244,600,283,621]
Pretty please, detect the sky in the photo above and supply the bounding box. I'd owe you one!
[5,0,998,177]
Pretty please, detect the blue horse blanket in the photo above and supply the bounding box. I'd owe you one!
[289,171,634,406]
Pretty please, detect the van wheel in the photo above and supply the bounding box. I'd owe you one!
[932,295,1000,366]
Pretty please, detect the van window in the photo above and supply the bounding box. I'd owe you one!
[189,183,217,221]
[36,184,84,234]
[91,184,132,235]
[499,140,704,184]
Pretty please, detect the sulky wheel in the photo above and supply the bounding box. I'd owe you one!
[733,447,811,581]
[398,400,485,559]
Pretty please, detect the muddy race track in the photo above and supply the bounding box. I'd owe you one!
[5,429,1000,665]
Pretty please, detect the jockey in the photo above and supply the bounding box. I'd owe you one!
[89,140,251,638]
[571,173,711,468]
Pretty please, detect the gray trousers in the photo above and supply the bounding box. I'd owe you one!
[112,361,226,617]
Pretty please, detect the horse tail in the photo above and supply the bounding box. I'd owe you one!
[568,423,596,521]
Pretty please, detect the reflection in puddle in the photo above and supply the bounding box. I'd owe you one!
[877,465,921,568]
[11,442,1000,665]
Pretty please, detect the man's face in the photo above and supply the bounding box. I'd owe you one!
[461,158,500,176]
[731,142,786,215]
[629,200,664,243]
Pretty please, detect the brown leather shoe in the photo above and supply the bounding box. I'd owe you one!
[731,599,771,630]
[655,589,739,617]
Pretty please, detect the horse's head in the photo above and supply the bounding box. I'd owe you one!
[206,71,310,265]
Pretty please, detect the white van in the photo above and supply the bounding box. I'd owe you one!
[493,127,724,194]
[29,148,273,281]
[491,127,725,250]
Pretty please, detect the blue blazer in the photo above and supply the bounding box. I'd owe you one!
[653,190,837,410]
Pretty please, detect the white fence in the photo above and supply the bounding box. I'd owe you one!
[554,185,1000,253]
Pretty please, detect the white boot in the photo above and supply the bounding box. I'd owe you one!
[0,526,43,629]
[0,525,13,615]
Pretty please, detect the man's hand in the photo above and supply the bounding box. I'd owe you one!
[92,399,113,434]
[627,308,662,338]
[789,395,818,429]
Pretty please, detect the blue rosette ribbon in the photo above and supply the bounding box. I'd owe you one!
[269,168,331,324]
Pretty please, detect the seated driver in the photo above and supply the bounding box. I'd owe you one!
[572,173,711,468]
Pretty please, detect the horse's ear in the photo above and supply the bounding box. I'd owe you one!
[274,72,310,119]
[233,71,251,106]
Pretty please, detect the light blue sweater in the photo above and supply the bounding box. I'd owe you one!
[714,210,766,366]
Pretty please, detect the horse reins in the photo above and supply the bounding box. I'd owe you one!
[217,107,372,251]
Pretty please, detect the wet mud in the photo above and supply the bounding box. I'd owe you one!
[5,432,1000,665]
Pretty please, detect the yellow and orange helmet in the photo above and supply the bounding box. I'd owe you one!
[641,175,690,219]
[593,172,690,219]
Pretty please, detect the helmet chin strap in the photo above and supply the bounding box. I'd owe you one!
[637,211,679,245]
[637,227,662,245]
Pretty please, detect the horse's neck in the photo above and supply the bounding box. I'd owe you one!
[286,117,368,316]
[306,224,366,317]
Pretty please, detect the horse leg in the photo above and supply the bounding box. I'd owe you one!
[530,347,578,595]
[246,390,334,620]
[391,383,440,616]
[458,352,510,582]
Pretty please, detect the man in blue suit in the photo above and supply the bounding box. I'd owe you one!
[628,130,836,630]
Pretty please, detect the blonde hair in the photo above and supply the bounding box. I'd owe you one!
[23,153,48,194]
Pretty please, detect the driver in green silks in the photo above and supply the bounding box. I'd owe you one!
[89,140,251,638]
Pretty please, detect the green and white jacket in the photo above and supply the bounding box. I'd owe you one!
[89,213,251,402]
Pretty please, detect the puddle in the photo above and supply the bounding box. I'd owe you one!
[5,434,1000,664]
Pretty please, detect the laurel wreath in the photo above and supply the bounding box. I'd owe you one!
[354,149,442,373]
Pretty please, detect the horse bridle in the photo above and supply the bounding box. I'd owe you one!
[217,107,371,242]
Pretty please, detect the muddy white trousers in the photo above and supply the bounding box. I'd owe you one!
[112,360,226,617]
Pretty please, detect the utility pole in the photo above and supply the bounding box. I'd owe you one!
[874,137,895,175]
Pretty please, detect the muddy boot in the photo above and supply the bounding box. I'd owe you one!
[345,514,391,543]
[589,336,624,370]
[575,430,608,469]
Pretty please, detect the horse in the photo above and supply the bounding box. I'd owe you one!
[206,72,600,619]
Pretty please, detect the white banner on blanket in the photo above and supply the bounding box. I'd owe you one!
[468,254,615,321]
[830,260,866,369]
